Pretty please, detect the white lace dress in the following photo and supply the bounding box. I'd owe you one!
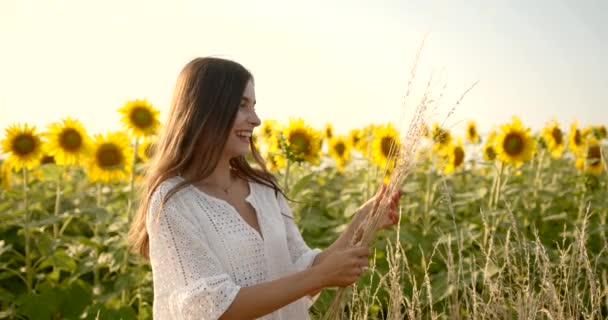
[147,176,322,320]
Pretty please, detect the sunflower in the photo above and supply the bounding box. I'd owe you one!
[482,129,497,161]
[280,118,322,164]
[444,139,465,174]
[597,125,607,139]
[465,121,480,144]
[260,119,280,143]
[586,125,607,140]
[265,149,287,172]
[584,138,603,175]
[348,128,362,151]
[1,123,43,171]
[370,123,400,169]
[568,121,585,157]
[118,99,160,137]
[328,136,351,172]
[324,123,334,141]
[540,119,565,159]
[354,124,375,154]
[494,116,536,167]
[137,137,156,162]
[86,132,133,183]
[44,117,91,166]
[431,123,452,154]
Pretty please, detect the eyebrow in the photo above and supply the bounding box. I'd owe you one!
[241,97,257,105]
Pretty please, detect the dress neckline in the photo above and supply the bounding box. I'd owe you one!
[178,176,264,242]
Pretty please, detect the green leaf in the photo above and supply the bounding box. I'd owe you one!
[60,281,92,319]
[38,250,77,272]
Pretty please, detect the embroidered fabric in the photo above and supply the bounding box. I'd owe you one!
[147,176,322,319]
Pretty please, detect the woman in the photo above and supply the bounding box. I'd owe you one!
[128,57,401,320]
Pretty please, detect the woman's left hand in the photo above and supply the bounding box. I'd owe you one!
[356,184,402,230]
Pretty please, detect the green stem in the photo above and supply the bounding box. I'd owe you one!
[53,169,63,238]
[533,149,545,199]
[94,183,101,293]
[493,161,505,210]
[127,138,139,218]
[122,137,139,305]
[23,168,33,293]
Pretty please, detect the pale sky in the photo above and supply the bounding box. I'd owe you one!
[1,0,606,139]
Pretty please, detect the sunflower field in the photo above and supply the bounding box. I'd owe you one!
[1,100,607,319]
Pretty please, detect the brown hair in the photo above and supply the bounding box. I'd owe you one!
[128,57,282,259]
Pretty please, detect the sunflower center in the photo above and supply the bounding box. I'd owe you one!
[289,132,310,155]
[96,144,124,168]
[574,130,582,145]
[434,129,449,144]
[40,155,55,164]
[12,134,37,156]
[130,107,153,128]
[334,142,346,157]
[454,147,465,166]
[263,127,273,138]
[587,145,601,160]
[380,136,397,158]
[485,146,496,160]
[468,127,477,138]
[59,128,83,151]
[325,128,333,139]
[503,133,524,156]
[551,127,563,145]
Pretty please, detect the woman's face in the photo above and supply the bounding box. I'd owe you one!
[223,80,261,159]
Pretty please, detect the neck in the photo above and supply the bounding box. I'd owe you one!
[206,159,233,186]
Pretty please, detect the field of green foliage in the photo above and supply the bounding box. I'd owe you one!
[1,101,606,319]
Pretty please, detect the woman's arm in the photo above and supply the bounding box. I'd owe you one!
[220,266,322,319]
[220,246,370,320]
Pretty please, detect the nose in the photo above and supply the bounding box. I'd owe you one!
[249,110,261,127]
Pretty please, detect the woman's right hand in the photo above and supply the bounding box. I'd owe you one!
[314,246,370,287]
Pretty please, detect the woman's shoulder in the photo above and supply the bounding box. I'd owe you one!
[150,176,193,208]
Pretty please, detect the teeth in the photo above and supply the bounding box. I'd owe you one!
[236,131,251,138]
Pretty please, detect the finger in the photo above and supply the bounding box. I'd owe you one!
[375,184,388,201]
[351,246,370,257]
[359,258,370,267]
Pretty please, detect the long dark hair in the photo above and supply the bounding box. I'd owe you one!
[128,57,283,259]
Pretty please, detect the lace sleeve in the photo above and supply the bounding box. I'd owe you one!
[147,184,240,320]
[277,194,322,272]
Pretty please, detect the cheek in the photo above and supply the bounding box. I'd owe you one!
[233,109,248,125]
